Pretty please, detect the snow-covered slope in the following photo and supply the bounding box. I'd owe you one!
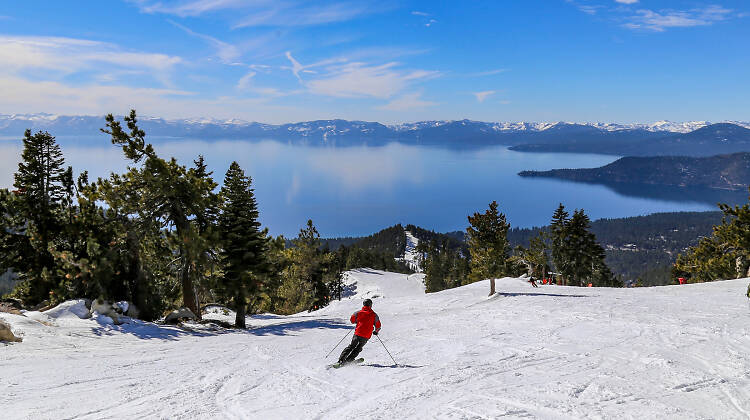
[3,272,750,419]
[396,230,423,272]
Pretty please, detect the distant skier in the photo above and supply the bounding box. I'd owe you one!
[338,298,381,365]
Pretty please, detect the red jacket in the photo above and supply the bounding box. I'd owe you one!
[351,306,381,339]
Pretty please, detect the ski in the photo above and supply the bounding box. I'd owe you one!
[328,358,364,369]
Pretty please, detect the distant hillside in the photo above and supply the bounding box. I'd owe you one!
[3,114,750,152]
[519,152,750,191]
[318,211,724,286]
[511,123,750,157]
[323,224,463,256]
[507,211,723,285]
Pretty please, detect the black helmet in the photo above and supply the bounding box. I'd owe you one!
[363,299,372,307]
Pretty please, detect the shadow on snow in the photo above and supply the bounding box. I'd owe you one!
[494,292,589,298]
[90,316,351,340]
[363,363,424,369]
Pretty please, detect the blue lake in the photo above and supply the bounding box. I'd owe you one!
[0,136,741,237]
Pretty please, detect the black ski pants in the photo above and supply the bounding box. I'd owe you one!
[339,334,368,363]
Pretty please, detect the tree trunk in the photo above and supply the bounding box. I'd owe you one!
[235,293,246,328]
[181,260,200,320]
[126,229,150,320]
[175,218,200,320]
[489,278,495,296]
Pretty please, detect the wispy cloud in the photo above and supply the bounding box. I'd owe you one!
[236,71,256,90]
[0,35,182,85]
[306,62,439,99]
[615,0,638,4]
[469,68,508,77]
[425,19,437,27]
[234,2,374,28]
[411,11,430,17]
[168,20,241,64]
[472,90,495,103]
[133,0,379,28]
[283,52,346,82]
[566,0,602,15]
[623,5,734,31]
[377,92,436,111]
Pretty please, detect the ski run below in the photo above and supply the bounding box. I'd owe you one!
[3,269,750,419]
[397,230,423,272]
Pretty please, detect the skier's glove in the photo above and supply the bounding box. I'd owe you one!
[373,330,379,335]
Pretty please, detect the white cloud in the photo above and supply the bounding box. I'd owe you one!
[306,62,439,99]
[0,75,319,123]
[0,35,181,84]
[236,71,256,90]
[133,0,377,28]
[168,20,241,64]
[131,0,267,17]
[473,90,496,103]
[624,5,734,31]
[284,52,347,82]
[425,19,437,27]
[377,92,436,111]
[233,2,373,28]
[615,0,638,4]
[469,69,509,77]
[411,11,430,16]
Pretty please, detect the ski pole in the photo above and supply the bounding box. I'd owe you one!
[376,334,398,366]
[325,328,353,359]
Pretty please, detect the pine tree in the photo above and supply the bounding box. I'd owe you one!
[674,190,750,283]
[102,111,220,318]
[466,201,511,295]
[218,162,268,328]
[549,203,569,285]
[559,209,617,287]
[8,130,70,304]
[516,231,549,279]
[277,220,333,313]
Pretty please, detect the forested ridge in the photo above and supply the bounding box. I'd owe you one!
[321,211,723,286]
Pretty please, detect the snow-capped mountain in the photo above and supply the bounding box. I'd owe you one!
[2,114,749,155]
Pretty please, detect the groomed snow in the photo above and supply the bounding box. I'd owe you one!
[2,270,750,419]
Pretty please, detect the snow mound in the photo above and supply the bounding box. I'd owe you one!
[340,268,425,300]
[43,299,91,320]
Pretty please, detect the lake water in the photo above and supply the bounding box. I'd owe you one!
[0,136,743,237]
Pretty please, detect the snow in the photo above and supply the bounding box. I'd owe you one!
[41,299,90,320]
[3,271,750,419]
[396,230,423,272]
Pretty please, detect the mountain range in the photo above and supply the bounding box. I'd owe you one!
[510,123,750,157]
[3,114,750,156]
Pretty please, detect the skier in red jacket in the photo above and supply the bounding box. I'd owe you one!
[338,298,381,365]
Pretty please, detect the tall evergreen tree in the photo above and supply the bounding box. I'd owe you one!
[559,209,618,287]
[549,203,570,285]
[277,220,334,313]
[218,162,268,328]
[466,201,511,295]
[102,111,220,318]
[6,130,71,304]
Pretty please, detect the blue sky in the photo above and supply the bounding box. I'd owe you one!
[0,0,748,123]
